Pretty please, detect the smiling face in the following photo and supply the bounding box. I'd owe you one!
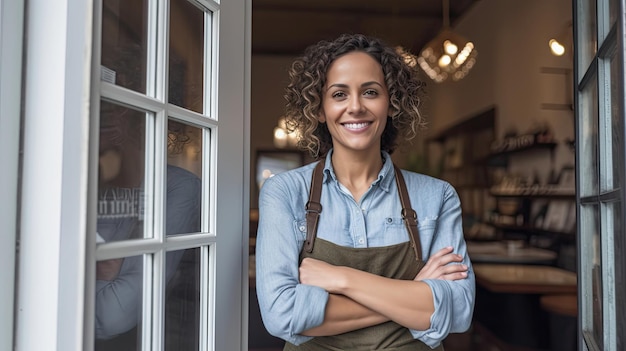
[319,51,391,157]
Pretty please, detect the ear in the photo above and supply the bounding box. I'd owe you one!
[318,111,326,123]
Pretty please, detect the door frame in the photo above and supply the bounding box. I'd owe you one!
[13,0,251,349]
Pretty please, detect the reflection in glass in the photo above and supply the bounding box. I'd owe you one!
[98,101,148,242]
[165,248,201,350]
[166,120,203,237]
[169,0,205,113]
[609,0,617,30]
[167,119,203,179]
[579,80,598,197]
[576,0,596,77]
[581,205,602,348]
[95,254,144,351]
[609,52,621,190]
[101,0,148,93]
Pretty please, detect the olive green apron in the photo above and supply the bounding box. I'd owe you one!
[284,162,443,351]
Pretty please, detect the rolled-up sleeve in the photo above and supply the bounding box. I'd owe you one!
[255,174,329,345]
[410,183,476,348]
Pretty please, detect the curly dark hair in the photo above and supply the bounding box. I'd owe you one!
[284,33,427,158]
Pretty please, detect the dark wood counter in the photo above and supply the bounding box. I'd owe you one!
[473,263,577,294]
[467,241,557,264]
[472,264,577,350]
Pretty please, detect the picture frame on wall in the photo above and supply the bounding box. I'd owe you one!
[542,200,572,232]
[255,149,305,199]
[557,165,575,192]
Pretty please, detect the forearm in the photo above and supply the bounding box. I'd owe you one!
[95,280,140,338]
[334,266,435,330]
[423,275,475,333]
[302,294,388,336]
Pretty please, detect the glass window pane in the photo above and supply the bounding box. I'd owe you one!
[609,0,618,28]
[580,205,602,349]
[166,120,203,236]
[94,254,145,350]
[607,201,621,348]
[101,0,148,94]
[577,0,597,76]
[98,101,151,242]
[169,0,205,113]
[579,79,598,196]
[609,51,621,190]
[165,248,201,351]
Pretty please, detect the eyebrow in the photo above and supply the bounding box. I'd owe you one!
[326,81,385,90]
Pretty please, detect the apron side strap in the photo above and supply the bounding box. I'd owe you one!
[393,164,423,261]
[304,161,325,253]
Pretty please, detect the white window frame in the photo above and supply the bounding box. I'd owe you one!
[15,0,93,349]
[13,0,250,349]
[0,0,24,350]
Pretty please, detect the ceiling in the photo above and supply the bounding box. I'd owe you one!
[252,0,480,56]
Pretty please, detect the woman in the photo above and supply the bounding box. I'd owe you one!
[256,33,475,350]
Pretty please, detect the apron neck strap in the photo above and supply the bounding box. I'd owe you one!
[304,161,324,253]
[303,161,422,260]
[393,165,422,260]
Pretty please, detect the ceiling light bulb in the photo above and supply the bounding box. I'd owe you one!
[549,39,565,56]
[443,40,458,55]
[438,55,451,67]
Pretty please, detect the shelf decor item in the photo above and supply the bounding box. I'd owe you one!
[557,166,575,191]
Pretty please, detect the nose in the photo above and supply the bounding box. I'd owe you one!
[348,96,364,114]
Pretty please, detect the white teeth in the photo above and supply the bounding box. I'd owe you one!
[343,122,369,130]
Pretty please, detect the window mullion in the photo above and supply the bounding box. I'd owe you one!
[142,253,155,351]
[147,0,168,350]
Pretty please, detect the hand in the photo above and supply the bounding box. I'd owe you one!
[414,246,468,281]
[96,258,124,281]
[299,257,343,293]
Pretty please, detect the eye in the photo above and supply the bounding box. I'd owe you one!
[331,91,347,99]
[363,89,379,97]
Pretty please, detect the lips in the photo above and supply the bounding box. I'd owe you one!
[342,122,371,130]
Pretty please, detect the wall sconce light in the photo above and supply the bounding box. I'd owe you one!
[418,0,477,83]
[273,117,299,148]
[548,21,572,57]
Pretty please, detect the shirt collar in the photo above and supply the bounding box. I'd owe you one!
[321,149,395,193]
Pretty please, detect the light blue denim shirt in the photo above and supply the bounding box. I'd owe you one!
[255,150,475,348]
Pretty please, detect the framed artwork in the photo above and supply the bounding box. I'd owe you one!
[557,165,575,190]
[255,149,305,197]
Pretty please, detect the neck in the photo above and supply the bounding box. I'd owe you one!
[330,149,384,202]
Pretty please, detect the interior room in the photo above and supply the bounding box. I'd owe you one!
[248,1,576,350]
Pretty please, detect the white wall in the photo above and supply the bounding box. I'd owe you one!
[426,0,574,184]
[250,55,295,208]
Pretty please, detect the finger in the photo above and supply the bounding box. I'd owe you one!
[421,254,463,273]
[434,253,464,265]
[416,262,468,281]
[438,263,468,275]
[440,271,468,281]
[429,246,454,259]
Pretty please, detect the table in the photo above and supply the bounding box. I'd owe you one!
[473,263,577,294]
[467,241,557,264]
[472,264,577,350]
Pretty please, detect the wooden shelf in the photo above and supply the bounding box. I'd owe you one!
[490,142,557,158]
[490,223,575,237]
[490,189,575,199]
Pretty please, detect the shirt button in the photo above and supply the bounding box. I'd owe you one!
[299,225,306,231]
[386,218,392,223]
[358,239,364,244]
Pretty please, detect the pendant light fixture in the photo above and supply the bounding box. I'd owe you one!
[548,21,572,57]
[418,0,477,83]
